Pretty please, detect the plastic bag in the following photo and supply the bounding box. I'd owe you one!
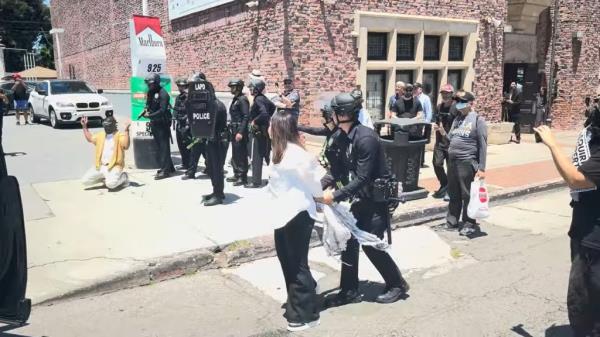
[467,179,490,219]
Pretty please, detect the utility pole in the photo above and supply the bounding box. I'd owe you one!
[50,28,65,79]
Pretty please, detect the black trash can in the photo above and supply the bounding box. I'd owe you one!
[133,136,160,169]
[0,115,31,327]
[375,118,432,201]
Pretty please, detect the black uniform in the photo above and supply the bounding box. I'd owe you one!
[146,87,174,174]
[173,91,191,169]
[332,123,406,293]
[298,125,349,189]
[433,102,458,189]
[206,100,229,199]
[248,94,276,186]
[229,94,250,182]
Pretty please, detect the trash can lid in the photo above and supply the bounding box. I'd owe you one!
[374,117,431,127]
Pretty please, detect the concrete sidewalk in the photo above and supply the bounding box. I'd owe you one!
[25,130,578,304]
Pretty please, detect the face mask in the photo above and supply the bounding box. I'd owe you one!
[455,102,469,110]
[103,119,117,134]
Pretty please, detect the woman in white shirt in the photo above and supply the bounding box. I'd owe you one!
[268,110,325,332]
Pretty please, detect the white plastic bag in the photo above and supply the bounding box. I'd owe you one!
[467,179,490,219]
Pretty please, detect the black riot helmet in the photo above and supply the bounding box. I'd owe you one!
[144,74,161,89]
[331,93,359,124]
[189,72,207,83]
[350,88,364,108]
[228,78,245,95]
[175,77,188,87]
[321,105,334,124]
[249,78,266,96]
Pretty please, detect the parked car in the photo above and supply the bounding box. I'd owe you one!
[0,81,37,115]
[28,80,113,128]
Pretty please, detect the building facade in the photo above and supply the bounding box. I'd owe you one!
[50,0,599,129]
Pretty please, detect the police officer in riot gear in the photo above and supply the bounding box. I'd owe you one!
[298,105,349,189]
[173,77,191,172]
[321,93,409,306]
[246,78,275,188]
[226,79,250,186]
[142,74,175,180]
[186,73,228,206]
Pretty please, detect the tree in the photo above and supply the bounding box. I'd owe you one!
[0,0,52,72]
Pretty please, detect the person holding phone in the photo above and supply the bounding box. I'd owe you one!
[534,105,600,337]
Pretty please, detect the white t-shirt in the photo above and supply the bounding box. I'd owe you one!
[101,134,116,165]
[358,108,374,129]
[267,143,326,228]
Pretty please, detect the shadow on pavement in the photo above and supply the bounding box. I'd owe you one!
[223,193,241,205]
[511,324,534,337]
[0,324,31,337]
[319,281,410,312]
[545,324,573,337]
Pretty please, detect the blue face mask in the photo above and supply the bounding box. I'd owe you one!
[455,102,469,110]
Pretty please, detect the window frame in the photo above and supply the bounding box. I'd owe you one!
[367,32,389,61]
[449,36,465,61]
[396,34,416,61]
[424,35,441,61]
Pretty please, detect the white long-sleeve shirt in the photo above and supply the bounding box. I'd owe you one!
[267,143,326,228]
[358,108,374,129]
[417,93,433,122]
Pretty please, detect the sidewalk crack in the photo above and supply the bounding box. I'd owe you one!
[504,204,570,218]
[28,256,146,269]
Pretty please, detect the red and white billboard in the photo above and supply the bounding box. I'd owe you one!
[129,15,167,77]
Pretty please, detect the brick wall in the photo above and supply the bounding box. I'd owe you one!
[50,0,507,125]
[543,1,600,129]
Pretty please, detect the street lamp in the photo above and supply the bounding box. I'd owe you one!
[50,28,65,79]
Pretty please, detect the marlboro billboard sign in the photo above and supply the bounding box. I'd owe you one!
[129,15,167,77]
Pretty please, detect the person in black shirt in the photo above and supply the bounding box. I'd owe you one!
[173,77,191,173]
[142,74,175,180]
[226,79,250,186]
[321,93,409,306]
[432,84,458,199]
[505,82,522,144]
[245,78,275,188]
[535,107,600,337]
[12,75,29,125]
[391,83,423,119]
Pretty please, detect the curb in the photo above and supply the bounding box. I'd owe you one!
[36,179,566,307]
[391,179,567,228]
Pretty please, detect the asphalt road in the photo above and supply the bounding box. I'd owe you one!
[3,190,575,337]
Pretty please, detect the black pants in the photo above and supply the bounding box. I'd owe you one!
[510,113,521,141]
[206,138,229,198]
[231,136,249,180]
[175,129,191,169]
[568,240,600,337]
[433,144,449,188]
[250,133,269,186]
[274,211,319,324]
[151,122,174,173]
[186,140,207,176]
[340,199,404,291]
[446,158,477,226]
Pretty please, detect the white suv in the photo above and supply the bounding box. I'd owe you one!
[28,80,114,128]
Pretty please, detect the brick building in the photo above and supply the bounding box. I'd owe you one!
[49,0,600,129]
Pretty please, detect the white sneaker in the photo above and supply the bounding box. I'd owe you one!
[286,319,320,332]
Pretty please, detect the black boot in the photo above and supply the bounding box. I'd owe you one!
[233,176,248,187]
[201,193,214,202]
[226,176,239,183]
[204,195,224,207]
[324,289,362,308]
